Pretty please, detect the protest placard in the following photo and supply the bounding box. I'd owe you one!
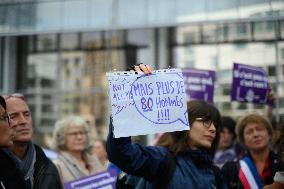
[231,63,270,104]
[107,68,189,138]
[64,169,118,189]
[182,68,216,103]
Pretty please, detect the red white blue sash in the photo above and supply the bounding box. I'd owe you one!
[238,156,262,189]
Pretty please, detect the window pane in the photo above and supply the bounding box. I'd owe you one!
[238,103,247,110]
[281,21,284,39]
[26,53,59,132]
[268,65,276,76]
[60,33,78,50]
[222,102,232,110]
[228,23,251,41]
[175,25,200,44]
[82,32,103,49]
[105,31,124,48]
[254,21,276,40]
[37,34,57,51]
[202,24,217,43]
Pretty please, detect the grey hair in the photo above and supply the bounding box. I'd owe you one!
[52,115,90,152]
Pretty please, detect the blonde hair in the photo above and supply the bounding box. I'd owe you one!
[52,115,90,151]
[235,113,273,146]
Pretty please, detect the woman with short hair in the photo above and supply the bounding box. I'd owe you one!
[222,113,284,189]
[52,116,105,184]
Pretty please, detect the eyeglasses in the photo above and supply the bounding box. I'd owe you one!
[0,112,11,124]
[195,117,214,128]
[3,93,25,101]
[66,131,87,137]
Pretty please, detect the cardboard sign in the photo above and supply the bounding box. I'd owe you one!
[64,169,117,189]
[231,63,270,104]
[107,69,189,138]
[182,68,216,103]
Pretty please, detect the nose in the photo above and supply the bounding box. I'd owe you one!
[76,134,83,139]
[252,129,260,137]
[16,113,28,125]
[75,132,86,139]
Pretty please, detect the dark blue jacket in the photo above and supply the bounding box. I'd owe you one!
[107,121,228,189]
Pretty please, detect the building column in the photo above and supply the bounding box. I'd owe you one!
[3,36,18,93]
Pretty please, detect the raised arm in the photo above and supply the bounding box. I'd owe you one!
[106,118,168,181]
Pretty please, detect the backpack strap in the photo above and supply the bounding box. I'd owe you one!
[156,151,176,189]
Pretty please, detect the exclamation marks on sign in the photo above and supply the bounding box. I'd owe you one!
[158,109,170,121]
[165,109,170,120]
[158,109,163,121]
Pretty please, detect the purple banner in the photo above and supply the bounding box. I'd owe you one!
[231,63,270,104]
[64,169,118,189]
[182,68,216,103]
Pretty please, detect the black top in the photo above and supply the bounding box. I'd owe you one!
[0,150,25,189]
[33,144,63,189]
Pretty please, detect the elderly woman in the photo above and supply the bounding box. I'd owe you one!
[0,95,24,189]
[52,116,105,184]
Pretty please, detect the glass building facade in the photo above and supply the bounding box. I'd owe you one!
[0,0,284,145]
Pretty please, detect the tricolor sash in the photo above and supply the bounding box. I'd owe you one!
[238,156,263,189]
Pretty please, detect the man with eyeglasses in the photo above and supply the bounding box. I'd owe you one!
[0,95,24,189]
[4,94,63,189]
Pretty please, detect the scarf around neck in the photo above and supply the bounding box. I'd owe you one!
[186,148,214,166]
[4,141,36,188]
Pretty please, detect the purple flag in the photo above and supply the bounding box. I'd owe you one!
[64,169,118,189]
[182,68,216,103]
[231,63,270,104]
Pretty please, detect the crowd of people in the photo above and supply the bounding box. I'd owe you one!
[0,63,283,189]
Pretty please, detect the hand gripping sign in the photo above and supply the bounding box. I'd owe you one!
[107,69,189,138]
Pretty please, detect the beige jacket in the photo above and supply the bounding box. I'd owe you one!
[53,151,105,184]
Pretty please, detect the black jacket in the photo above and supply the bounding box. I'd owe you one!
[0,150,25,189]
[221,151,284,189]
[33,144,63,189]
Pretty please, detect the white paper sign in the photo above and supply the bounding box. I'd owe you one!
[107,68,189,138]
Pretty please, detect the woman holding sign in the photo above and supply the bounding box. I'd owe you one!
[107,64,228,189]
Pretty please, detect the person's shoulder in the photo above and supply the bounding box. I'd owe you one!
[33,144,58,167]
[34,144,49,160]
[33,144,45,154]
